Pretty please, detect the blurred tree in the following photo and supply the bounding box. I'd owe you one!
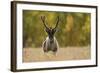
[23,10,91,48]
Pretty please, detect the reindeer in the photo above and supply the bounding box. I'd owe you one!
[41,16,60,55]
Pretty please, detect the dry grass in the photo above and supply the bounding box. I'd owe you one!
[23,46,91,62]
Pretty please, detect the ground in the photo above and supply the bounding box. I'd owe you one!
[23,46,91,62]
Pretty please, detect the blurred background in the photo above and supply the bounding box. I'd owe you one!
[23,10,91,48]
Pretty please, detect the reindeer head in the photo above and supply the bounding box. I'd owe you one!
[41,16,60,42]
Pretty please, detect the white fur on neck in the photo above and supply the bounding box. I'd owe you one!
[45,36,59,50]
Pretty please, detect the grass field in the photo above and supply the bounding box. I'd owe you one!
[23,46,91,62]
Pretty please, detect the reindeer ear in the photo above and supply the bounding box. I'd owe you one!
[56,28,60,32]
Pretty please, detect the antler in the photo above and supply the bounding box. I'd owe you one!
[41,16,49,29]
[54,16,60,29]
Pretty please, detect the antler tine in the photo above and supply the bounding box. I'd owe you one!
[54,16,59,29]
[41,16,48,29]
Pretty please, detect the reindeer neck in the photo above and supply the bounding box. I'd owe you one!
[46,36,56,43]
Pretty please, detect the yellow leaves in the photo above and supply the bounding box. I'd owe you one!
[67,14,74,25]
[39,12,57,27]
[82,24,90,33]
[82,16,90,33]
[47,13,55,27]
[23,10,91,47]
[31,11,39,16]
[65,14,74,32]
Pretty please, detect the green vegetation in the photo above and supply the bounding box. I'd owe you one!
[23,10,91,48]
